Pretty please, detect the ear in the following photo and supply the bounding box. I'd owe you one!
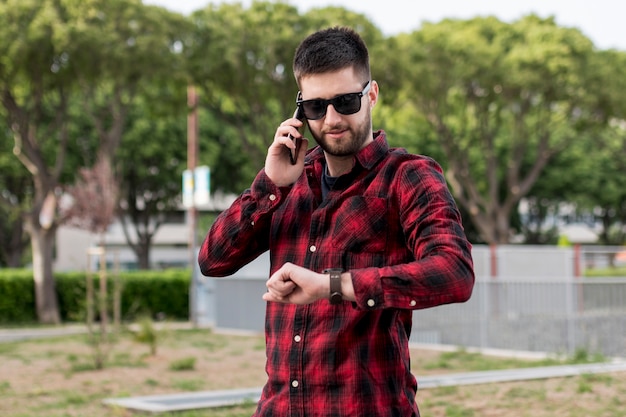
[368,80,379,108]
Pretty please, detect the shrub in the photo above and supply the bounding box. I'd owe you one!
[0,270,36,323]
[0,269,190,324]
[168,356,196,371]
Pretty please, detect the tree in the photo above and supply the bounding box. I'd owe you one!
[184,2,386,189]
[520,48,626,245]
[116,92,187,269]
[185,1,307,175]
[0,0,80,323]
[568,126,626,245]
[0,121,31,267]
[389,15,609,244]
[66,0,189,168]
[578,49,626,245]
[0,0,188,322]
[61,0,189,270]
[62,158,118,241]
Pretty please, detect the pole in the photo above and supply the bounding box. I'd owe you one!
[187,85,199,327]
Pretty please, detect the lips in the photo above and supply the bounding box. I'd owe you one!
[325,128,348,140]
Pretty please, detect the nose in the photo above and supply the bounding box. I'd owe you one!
[324,104,343,124]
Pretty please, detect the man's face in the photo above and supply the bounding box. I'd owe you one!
[298,67,377,158]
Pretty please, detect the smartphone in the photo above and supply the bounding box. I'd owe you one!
[288,106,304,165]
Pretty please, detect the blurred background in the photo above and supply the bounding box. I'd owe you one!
[0,1,624,348]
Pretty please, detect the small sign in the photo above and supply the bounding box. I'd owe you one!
[182,169,194,208]
[194,166,211,206]
[182,166,211,208]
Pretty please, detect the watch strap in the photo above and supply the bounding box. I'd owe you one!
[324,268,343,305]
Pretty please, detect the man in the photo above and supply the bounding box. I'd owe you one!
[198,27,474,417]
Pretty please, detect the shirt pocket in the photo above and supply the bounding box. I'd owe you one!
[330,196,388,253]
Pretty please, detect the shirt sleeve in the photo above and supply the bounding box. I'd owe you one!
[197,169,289,277]
[350,157,475,311]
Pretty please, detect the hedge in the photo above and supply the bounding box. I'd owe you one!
[0,269,190,324]
[0,269,37,323]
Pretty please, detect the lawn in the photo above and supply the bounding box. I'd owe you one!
[585,265,626,277]
[0,324,624,417]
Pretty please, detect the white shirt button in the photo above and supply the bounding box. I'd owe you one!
[291,380,299,388]
[410,300,417,307]
[367,299,376,307]
[269,194,276,201]
[251,221,255,226]
[309,245,316,252]
[294,335,301,343]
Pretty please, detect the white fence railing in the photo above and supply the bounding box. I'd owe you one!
[411,277,626,357]
[196,245,626,358]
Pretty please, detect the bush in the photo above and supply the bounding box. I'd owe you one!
[0,270,37,323]
[0,269,190,324]
[117,269,190,320]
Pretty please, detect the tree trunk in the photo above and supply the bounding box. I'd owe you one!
[137,242,151,270]
[495,210,512,244]
[463,206,512,245]
[26,216,60,324]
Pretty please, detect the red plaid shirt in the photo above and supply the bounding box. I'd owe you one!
[199,131,474,417]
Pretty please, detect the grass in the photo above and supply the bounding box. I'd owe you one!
[169,356,197,371]
[422,347,607,373]
[584,265,626,277]
[0,325,623,417]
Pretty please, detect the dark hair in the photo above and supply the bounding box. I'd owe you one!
[293,27,370,84]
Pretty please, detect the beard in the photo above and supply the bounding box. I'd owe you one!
[309,105,372,157]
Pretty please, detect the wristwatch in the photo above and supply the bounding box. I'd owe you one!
[324,268,343,305]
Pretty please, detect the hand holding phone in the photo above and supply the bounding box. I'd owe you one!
[288,106,304,165]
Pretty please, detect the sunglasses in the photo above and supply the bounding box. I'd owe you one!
[296,81,371,120]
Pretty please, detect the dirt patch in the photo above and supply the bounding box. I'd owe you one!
[0,326,623,417]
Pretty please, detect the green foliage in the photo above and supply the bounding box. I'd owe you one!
[133,317,159,355]
[584,266,626,277]
[569,348,606,364]
[170,377,204,391]
[0,270,37,323]
[444,405,475,417]
[422,347,606,373]
[0,269,190,324]
[0,126,31,268]
[118,270,190,320]
[0,0,625,298]
[168,356,197,371]
[384,15,623,244]
[0,380,11,394]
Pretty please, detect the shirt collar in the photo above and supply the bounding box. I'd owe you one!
[355,130,388,170]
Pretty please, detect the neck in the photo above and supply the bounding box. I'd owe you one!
[325,154,354,177]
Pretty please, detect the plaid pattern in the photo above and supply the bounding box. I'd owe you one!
[199,131,475,417]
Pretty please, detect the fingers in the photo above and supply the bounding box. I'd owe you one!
[265,118,307,187]
[265,275,296,300]
[264,263,295,301]
[263,263,326,305]
[273,120,303,152]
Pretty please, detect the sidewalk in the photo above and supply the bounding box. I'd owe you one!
[103,360,626,413]
[0,321,196,343]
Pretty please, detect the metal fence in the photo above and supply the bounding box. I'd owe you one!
[197,245,626,358]
[411,277,626,358]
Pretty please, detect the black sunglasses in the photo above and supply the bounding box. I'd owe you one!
[296,81,371,120]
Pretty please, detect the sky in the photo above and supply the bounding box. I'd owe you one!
[143,0,625,50]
